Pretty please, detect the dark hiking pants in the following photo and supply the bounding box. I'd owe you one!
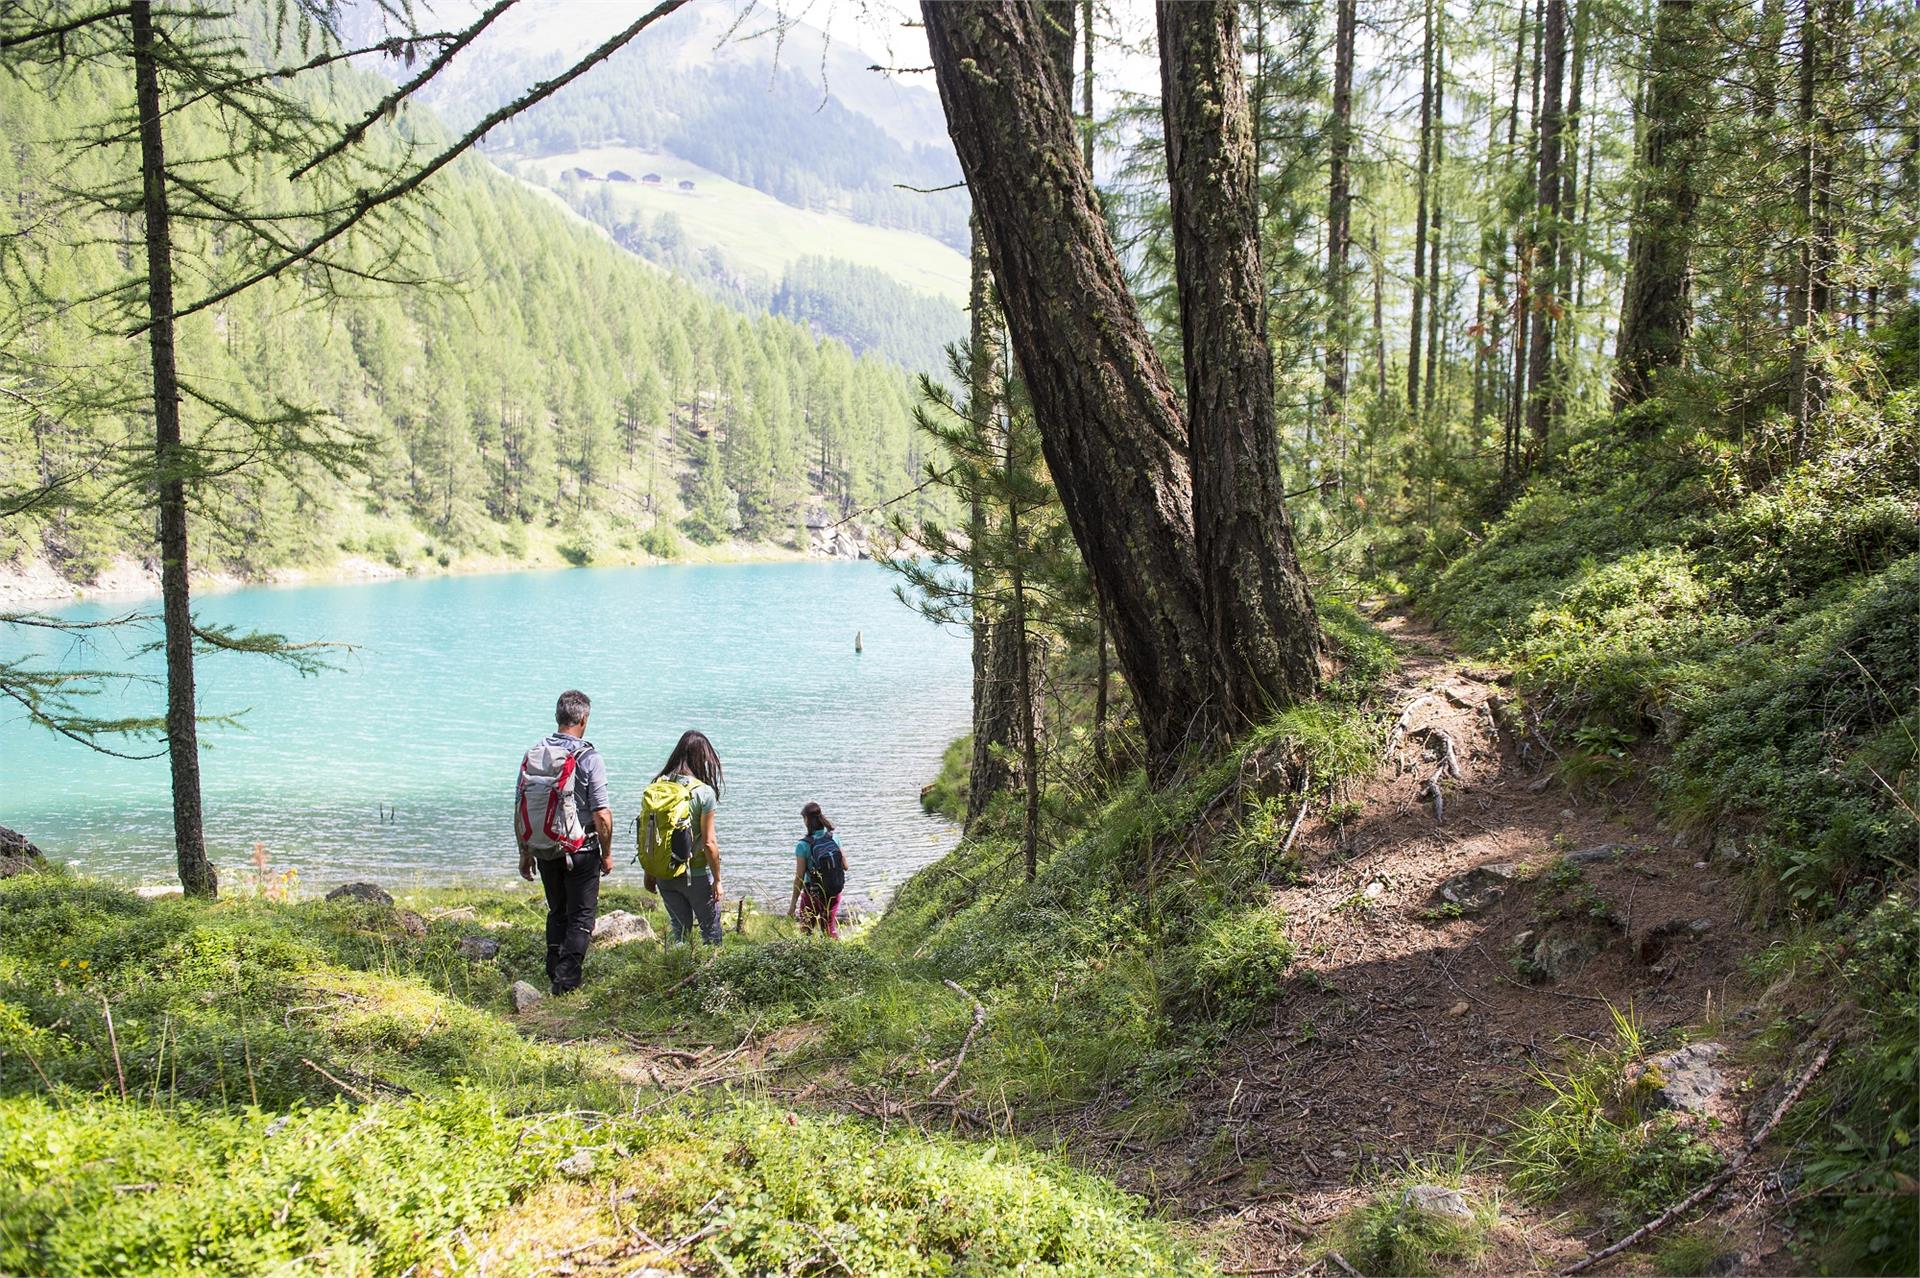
[537,848,602,993]
[659,873,722,945]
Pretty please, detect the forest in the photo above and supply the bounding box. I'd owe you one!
[0,1,1914,1276]
[0,34,935,586]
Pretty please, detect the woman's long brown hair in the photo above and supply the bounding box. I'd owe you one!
[657,729,724,797]
[801,801,833,833]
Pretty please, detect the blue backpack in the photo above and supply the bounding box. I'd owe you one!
[802,830,847,899]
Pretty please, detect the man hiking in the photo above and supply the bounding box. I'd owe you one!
[515,689,613,994]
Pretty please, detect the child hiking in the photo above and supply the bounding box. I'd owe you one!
[788,801,848,937]
[637,729,725,945]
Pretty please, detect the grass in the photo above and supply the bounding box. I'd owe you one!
[1323,1153,1500,1277]
[518,147,971,303]
[1505,1006,1724,1231]
[0,875,1206,1276]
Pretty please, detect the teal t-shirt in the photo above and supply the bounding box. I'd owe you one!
[668,774,717,875]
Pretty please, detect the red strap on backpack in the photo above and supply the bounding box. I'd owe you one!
[542,752,587,852]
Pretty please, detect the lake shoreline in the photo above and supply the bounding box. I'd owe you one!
[0,538,870,611]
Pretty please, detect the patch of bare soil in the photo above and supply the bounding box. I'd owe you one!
[1090,613,1791,1276]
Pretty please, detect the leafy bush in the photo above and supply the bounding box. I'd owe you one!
[1166,906,1293,1026]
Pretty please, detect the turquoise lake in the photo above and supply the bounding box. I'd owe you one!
[0,562,971,907]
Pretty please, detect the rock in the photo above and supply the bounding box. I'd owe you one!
[1644,1041,1728,1114]
[134,884,182,898]
[1363,877,1386,899]
[558,1149,594,1179]
[1638,917,1716,965]
[509,980,544,1013]
[1401,1184,1476,1221]
[326,881,394,906]
[1431,862,1521,916]
[1529,922,1608,981]
[396,910,427,938]
[1448,1000,1470,1017]
[1565,843,1628,866]
[0,826,44,861]
[265,1115,291,1137]
[457,935,502,961]
[593,909,655,946]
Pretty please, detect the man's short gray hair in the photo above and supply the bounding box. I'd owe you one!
[555,689,592,727]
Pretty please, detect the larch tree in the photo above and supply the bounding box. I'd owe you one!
[922,0,1321,775]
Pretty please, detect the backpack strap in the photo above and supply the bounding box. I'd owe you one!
[542,751,586,851]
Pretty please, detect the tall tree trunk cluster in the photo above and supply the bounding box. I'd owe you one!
[925,0,1322,779]
[1614,0,1708,408]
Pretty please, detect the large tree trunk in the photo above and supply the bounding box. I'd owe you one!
[1080,0,1112,774]
[132,0,216,899]
[1323,0,1357,438]
[1157,0,1321,732]
[1523,0,1567,466]
[1407,0,1435,416]
[1424,30,1446,417]
[1613,0,1706,409]
[924,1,1214,773]
[1785,0,1835,455]
[964,218,1017,826]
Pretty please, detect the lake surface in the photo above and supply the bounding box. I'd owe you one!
[1,562,971,907]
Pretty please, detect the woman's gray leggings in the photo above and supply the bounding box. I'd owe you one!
[659,874,723,945]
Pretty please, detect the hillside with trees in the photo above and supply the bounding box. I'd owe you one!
[0,39,934,588]
[1,2,1913,1277]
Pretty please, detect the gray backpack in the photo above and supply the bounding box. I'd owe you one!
[515,739,590,858]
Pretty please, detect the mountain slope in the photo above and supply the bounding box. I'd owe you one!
[0,43,938,586]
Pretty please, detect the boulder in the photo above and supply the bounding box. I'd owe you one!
[593,909,655,946]
[1431,862,1521,916]
[1401,1184,1476,1221]
[396,910,427,938]
[1565,843,1628,867]
[457,935,503,962]
[326,881,394,906]
[558,1149,595,1179]
[1526,922,1608,982]
[0,826,44,860]
[1638,917,1716,967]
[509,980,544,1013]
[1643,1041,1728,1114]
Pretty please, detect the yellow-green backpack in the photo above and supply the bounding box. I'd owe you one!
[636,776,697,880]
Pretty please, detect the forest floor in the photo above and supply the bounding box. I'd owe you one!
[511,611,1807,1277]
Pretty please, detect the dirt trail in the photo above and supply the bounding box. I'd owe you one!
[515,615,1793,1275]
[1109,612,1783,1273]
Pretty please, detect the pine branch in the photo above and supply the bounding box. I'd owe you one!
[133,0,693,337]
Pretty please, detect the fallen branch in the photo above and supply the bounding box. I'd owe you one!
[100,997,127,1101]
[1383,694,1435,760]
[1559,1039,1837,1275]
[931,980,985,1099]
[301,1057,375,1104]
[1278,764,1313,861]
[1327,1252,1364,1277]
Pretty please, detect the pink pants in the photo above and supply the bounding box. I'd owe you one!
[798,888,841,938]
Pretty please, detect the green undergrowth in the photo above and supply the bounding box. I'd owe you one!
[0,876,1204,1276]
[1505,1007,1724,1232]
[1411,374,1917,1272]
[1322,1153,1499,1277]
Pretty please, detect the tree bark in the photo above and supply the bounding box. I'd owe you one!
[1007,428,1040,882]
[132,0,216,899]
[1407,0,1436,415]
[1081,0,1111,775]
[924,1,1214,773]
[1613,0,1705,409]
[1424,28,1446,417]
[1323,0,1357,435]
[964,218,1016,826]
[1523,0,1567,466]
[1158,0,1321,732]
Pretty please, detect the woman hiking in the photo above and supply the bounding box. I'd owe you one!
[788,801,849,937]
[645,730,726,945]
